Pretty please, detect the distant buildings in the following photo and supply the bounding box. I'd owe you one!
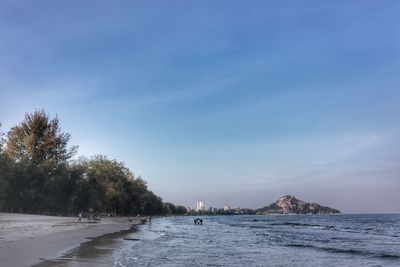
[196,201,205,211]
[187,202,255,215]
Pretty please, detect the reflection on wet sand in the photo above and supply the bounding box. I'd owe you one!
[35,226,138,267]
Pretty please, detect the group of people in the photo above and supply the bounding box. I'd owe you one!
[79,213,201,225]
[194,218,203,225]
[77,212,102,222]
[129,215,152,224]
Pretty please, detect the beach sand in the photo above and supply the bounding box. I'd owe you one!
[0,213,140,267]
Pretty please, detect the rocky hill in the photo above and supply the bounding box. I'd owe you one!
[256,195,340,215]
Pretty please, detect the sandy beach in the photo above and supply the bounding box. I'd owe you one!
[0,212,140,267]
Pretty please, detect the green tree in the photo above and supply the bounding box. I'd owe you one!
[6,110,77,168]
[175,205,188,215]
[0,123,9,210]
[140,190,163,215]
[84,155,135,214]
[1,112,176,216]
[80,155,165,216]
[4,111,78,213]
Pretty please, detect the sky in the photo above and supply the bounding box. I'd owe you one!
[0,1,399,213]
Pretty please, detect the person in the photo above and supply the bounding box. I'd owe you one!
[194,218,203,225]
[78,212,82,222]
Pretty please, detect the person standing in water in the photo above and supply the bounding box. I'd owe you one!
[78,212,82,222]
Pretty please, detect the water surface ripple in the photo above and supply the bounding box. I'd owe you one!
[116,214,400,266]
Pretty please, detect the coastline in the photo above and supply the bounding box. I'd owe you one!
[0,212,141,267]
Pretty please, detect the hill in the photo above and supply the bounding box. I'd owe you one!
[256,195,340,215]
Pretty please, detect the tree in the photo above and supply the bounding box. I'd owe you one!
[0,122,4,149]
[1,111,175,216]
[140,191,163,215]
[3,111,78,213]
[0,123,8,210]
[79,155,165,216]
[163,202,176,214]
[84,155,136,214]
[175,205,188,215]
[6,110,77,168]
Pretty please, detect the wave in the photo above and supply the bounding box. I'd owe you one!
[226,221,399,238]
[336,227,400,238]
[285,243,400,260]
[229,221,337,231]
[269,222,336,229]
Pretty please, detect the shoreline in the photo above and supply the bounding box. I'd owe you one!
[0,212,142,267]
[34,225,139,267]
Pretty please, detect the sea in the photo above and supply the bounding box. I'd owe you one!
[46,214,400,267]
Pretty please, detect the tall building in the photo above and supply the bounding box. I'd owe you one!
[196,201,205,211]
[223,204,230,211]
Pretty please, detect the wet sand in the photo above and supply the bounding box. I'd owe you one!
[33,226,138,267]
[0,213,141,267]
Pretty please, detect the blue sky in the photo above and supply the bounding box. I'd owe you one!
[0,1,399,212]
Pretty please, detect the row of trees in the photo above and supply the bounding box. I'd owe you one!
[0,110,186,216]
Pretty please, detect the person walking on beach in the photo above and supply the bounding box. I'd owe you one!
[78,212,82,222]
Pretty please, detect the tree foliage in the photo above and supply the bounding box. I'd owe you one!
[163,202,187,215]
[0,123,9,209]
[0,111,183,216]
[6,109,77,168]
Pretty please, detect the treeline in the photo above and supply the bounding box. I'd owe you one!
[0,110,186,216]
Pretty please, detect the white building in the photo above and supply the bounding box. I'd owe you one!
[223,204,230,211]
[196,201,205,211]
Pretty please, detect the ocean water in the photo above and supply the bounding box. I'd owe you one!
[115,214,400,267]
